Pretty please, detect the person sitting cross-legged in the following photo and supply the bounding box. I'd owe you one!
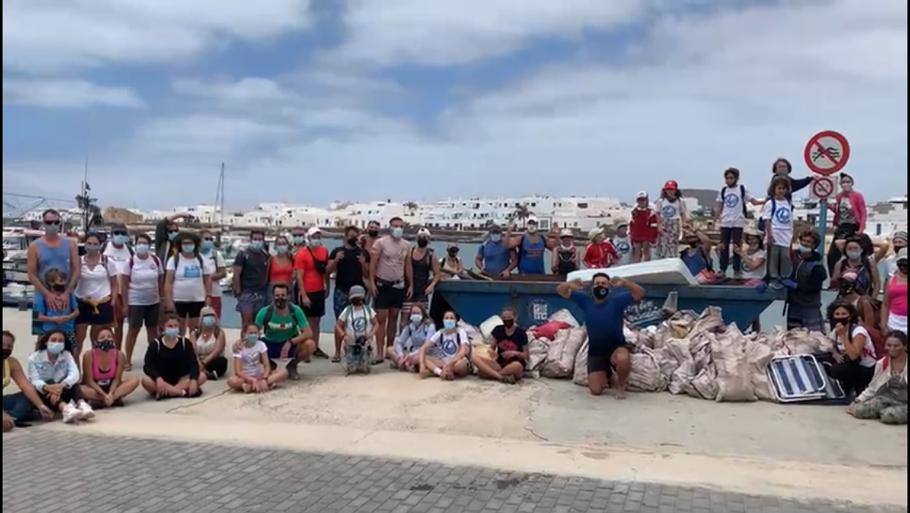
[471,307,529,384]
[227,324,287,393]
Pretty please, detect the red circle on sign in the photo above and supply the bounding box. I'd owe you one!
[812,177,834,199]
[804,130,850,176]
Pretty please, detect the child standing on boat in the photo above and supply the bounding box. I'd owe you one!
[629,192,658,263]
[655,181,687,260]
[762,177,795,289]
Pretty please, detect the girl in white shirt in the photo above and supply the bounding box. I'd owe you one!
[122,233,163,370]
[419,311,470,380]
[654,180,687,259]
[227,324,287,393]
[738,227,767,280]
[74,233,118,363]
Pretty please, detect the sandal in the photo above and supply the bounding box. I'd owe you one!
[331,355,341,363]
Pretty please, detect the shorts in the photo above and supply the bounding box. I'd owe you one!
[264,339,297,360]
[113,301,128,323]
[374,281,405,310]
[236,290,267,316]
[333,288,350,319]
[302,290,326,318]
[174,301,205,319]
[98,382,112,393]
[630,236,656,244]
[128,304,160,328]
[587,345,623,376]
[76,299,114,326]
[497,356,527,371]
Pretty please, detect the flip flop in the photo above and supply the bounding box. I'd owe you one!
[331,356,341,363]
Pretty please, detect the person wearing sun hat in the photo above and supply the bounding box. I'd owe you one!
[552,228,579,275]
[583,227,618,270]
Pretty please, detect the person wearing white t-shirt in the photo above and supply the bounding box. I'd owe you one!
[122,234,164,370]
[164,234,214,336]
[335,286,378,375]
[761,177,794,289]
[419,311,470,380]
[227,324,287,393]
[714,168,764,278]
[102,224,134,351]
[74,233,119,363]
[611,223,634,267]
[737,227,767,280]
[654,180,688,259]
[199,230,227,318]
[825,301,877,398]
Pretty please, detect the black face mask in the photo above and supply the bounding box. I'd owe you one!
[96,341,115,352]
[347,237,358,246]
[839,282,855,295]
[502,319,514,328]
[448,248,459,257]
[593,286,609,299]
[417,239,429,248]
[368,230,379,237]
[2,348,11,360]
[274,299,288,308]
[52,284,66,293]
[351,299,364,306]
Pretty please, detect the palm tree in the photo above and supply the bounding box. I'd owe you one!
[510,203,531,227]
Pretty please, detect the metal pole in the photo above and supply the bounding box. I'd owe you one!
[817,198,828,259]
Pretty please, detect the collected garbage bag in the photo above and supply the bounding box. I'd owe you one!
[543,327,586,378]
[629,346,665,392]
[683,333,717,400]
[659,338,692,394]
[479,315,503,341]
[531,320,572,341]
[548,309,580,328]
[745,336,775,401]
[712,324,757,402]
[690,306,726,336]
[527,336,550,372]
[573,339,589,386]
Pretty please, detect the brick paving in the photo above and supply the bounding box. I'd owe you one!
[1,431,901,513]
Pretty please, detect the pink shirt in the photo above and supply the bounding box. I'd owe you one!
[888,277,908,316]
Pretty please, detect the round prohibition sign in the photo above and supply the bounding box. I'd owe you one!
[804,130,850,176]
[812,176,835,199]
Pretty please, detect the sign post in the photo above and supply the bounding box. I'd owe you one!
[804,131,850,256]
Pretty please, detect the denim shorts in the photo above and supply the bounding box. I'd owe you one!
[235,290,267,315]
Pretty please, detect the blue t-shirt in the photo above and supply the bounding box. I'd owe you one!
[569,290,634,355]
[518,235,546,275]
[680,248,710,276]
[33,293,78,334]
[477,240,511,276]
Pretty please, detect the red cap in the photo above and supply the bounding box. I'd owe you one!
[664,180,679,191]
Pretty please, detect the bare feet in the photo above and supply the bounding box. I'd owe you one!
[614,388,627,400]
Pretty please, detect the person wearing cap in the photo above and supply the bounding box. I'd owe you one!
[232,229,270,331]
[335,285,377,374]
[391,303,435,372]
[404,228,442,322]
[736,226,767,281]
[583,227,619,270]
[369,217,411,362]
[877,231,909,280]
[714,168,765,279]
[504,217,559,275]
[327,225,371,363]
[881,248,908,335]
[440,242,467,279]
[189,306,227,380]
[611,224,633,267]
[475,225,517,278]
[678,225,714,278]
[629,192,658,263]
[293,226,331,360]
[552,229,580,275]
[102,223,133,350]
[655,180,688,260]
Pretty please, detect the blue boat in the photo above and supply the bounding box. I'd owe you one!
[433,278,785,331]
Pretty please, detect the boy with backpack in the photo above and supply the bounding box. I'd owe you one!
[254,283,316,380]
[714,168,764,278]
[761,177,795,289]
[334,286,377,375]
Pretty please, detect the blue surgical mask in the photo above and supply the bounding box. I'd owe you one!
[249,241,263,251]
[85,244,101,253]
[275,245,289,254]
[46,342,65,355]
[443,319,456,330]
[490,233,502,243]
[391,227,404,239]
[410,314,423,324]
[798,244,813,255]
[164,327,179,338]
[202,315,216,327]
[292,235,306,245]
[113,234,128,245]
[309,239,323,248]
[181,243,196,253]
[245,334,259,346]
[201,240,214,252]
[167,230,179,241]
[135,243,150,255]
[847,250,862,260]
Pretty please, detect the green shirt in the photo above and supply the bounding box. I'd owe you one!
[254,304,309,343]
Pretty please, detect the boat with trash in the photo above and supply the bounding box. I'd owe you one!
[433,259,785,331]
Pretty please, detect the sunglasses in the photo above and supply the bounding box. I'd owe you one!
[203,237,215,241]
[43,220,61,226]
[112,231,127,236]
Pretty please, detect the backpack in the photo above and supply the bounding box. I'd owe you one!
[758,197,787,233]
[720,185,748,217]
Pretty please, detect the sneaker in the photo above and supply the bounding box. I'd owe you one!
[733,272,744,280]
[286,362,300,381]
[769,280,784,290]
[76,400,95,420]
[781,279,798,289]
[313,348,330,359]
[62,402,80,424]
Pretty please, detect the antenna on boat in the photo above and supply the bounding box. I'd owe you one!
[214,162,225,228]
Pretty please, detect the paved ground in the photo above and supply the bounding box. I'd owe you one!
[1,430,900,513]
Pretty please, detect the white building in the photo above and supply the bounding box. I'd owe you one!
[336,201,406,229]
[866,196,908,237]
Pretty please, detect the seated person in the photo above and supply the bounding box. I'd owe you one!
[27,329,93,423]
[419,311,470,380]
[254,284,316,380]
[3,330,54,431]
[227,324,287,393]
[472,307,529,384]
[440,243,468,279]
[190,306,228,380]
[334,285,377,375]
[141,314,206,400]
[848,331,907,425]
[837,271,882,354]
[823,301,877,398]
[679,225,714,278]
[79,327,139,408]
[391,304,435,372]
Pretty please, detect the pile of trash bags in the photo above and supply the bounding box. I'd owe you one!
[468,307,836,403]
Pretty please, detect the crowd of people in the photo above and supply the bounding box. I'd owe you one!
[3,158,907,430]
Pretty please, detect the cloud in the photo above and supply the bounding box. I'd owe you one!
[2,0,311,73]
[3,78,145,108]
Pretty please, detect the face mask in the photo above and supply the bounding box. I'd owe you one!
[834,318,848,326]
[201,240,214,252]
[351,299,364,306]
[51,283,66,293]
[245,334,259,346]
[847,250,862,260]
[202,315,216,327]
[249,241,263,251]
[368,229,379,238]
[47,342,65,355]
[293,235,306,245]
[447,248,459,257]
[309,239,323,248]
[96,340,115,352]
[391,227,404,239]
[274,299,288,308]
[490,234,502,243]
[347,237,358,247]
[593,286,609,300]
[182,243,196,254]
[502,319,514,328]
[798,244,813,254]
[135,243,150,255]
[44,223,60,236]
[443,319,456,330]
[410,314,423,324]
[275,245,289,254]
[167,230,179,241]
[164,327,179,338]
[2,348,11,360]
[113,234,128,245]
[561,240,573,248]
[417,238,429,248]
[85,244,100,253]
[527,225,538,234]
[839,282,855,294]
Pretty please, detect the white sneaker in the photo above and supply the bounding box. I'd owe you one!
[62,402,80,424]
[76,400,95,420]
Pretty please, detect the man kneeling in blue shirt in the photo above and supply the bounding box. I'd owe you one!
[557,273,645,399]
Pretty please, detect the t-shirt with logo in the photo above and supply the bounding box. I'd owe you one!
[831,325,877,367]
[716,186,754,228]
[611,236,633,266]
[126,255,163,306]
[233,340,268,379]
[761,198,793,248]
[838,197,857,226]
[427,328,468,363]
[490,325,528,363]
[339,304,375,340]
[166,254,215,302]
[656,198,686,222]
[255,304,309,344]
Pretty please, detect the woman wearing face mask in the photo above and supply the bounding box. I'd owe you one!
[785,229,828,332]
[440,243,467,279]
[824,301,877,398]
[827,173,867,270]
[876,231,908,280]
[848,331,907,425]
[391,304,435,372]
[74,233,118,364]
[227,324,287,393]
[881,248,908,335]
[472,307,529,384]
[189,306,227,380]
[3,331,54,431]
[199,230,226,318]
[736,226,767,280]
[123,233,163,370]
[141,315,205,399]
[294,227,331,360]
[27,330,92,423]
[269,235,295,299]
[837,271,883,355]
[419,311,470,380]
[832,237,880,298]
[79,327,138,408]
[164,233,214,336]
[405,228,441,316]
[552,229,579,276]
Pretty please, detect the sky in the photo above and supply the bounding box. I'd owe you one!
[2,0,907,212]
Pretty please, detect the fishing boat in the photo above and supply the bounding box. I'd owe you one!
[2,227,42,284]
